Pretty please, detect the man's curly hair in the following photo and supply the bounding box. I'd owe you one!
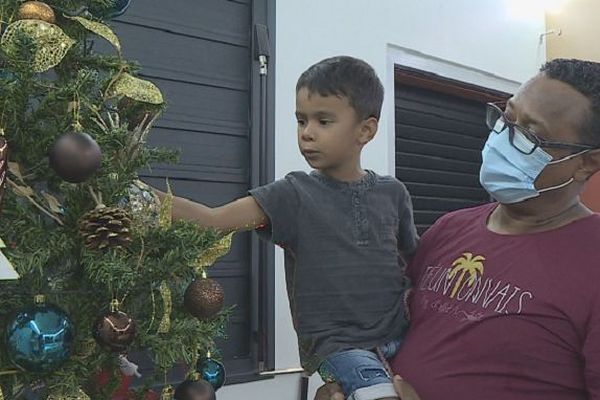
[541,59,600,146]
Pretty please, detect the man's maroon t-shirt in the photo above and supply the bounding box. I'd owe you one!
[391,203,600,400]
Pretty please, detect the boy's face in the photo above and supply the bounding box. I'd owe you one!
[295,88,376,173]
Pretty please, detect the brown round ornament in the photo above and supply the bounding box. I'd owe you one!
[17,1,56,24]
[92,309,137,353]
[184,278,224,321]
[49,132,102,183]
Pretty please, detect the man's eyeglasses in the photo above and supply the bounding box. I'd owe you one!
[485,102,597,155]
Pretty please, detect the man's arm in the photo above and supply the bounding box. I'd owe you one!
[583,295,600,399]
[155,189,267,232]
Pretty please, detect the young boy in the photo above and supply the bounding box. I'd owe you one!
[161,56,418,400]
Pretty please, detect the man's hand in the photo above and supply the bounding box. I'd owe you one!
[393,376,421,400]
[314,376,421,400]
[314,382,344,400]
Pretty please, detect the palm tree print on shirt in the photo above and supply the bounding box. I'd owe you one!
[448,252,485,298]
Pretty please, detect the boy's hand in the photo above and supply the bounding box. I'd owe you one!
[313,376,421,400]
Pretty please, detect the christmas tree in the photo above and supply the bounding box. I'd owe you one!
[0,1,231,398]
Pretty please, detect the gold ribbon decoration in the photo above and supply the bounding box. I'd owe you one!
[157,280,172,334]
[66,16,121,53]
[194,232,234,270]
[158,180,173,229]
[47,388,91,400]
[0,20,75,72]
[108,72,164,105]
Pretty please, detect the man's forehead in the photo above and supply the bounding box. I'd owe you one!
[511,75,590,123]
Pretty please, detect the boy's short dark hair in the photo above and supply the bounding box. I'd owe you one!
[541,58,600,146]
[296,56,384,120]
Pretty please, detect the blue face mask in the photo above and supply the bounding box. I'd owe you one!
[479,127,587,204]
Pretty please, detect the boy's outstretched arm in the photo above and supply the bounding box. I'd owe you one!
[155,189,267,232]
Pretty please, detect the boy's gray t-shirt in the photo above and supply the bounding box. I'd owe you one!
[249,170,418,374]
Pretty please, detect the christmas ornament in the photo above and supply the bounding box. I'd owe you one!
[5,295,74,372]
[118,97,162,128]
[49,132,102,183]
[80,206,132,250]
[157,281,172,334]
[0,129,8,209]
[183,276,224,321]
[196,353,226,391]
[92,300,137,353]
[0,20,75,73]
[108,72,164,104]
[194,233,233,269]
[89,0,132,19]
[0,69,17,82]
[174,379,215,400]
[117,180,160,231]
[158,181,173,229]
[17,1,56,24]
[160,385,174,400]
[118,354,141,378]
[0,238,19,280]
[47,388,91,400]
[66,16,121,53]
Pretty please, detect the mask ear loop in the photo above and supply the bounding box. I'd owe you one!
[548,149,590,165]
[538,150,589,193]
[538,177,575,193]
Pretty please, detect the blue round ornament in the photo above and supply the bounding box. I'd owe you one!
[196,355,226,391]
[0,69,16,82]
[5,297,75,373]
[108,0,131,18]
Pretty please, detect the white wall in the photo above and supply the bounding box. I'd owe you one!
[219,1,545,399]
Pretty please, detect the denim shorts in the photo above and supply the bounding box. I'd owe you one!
[318,339,402,400]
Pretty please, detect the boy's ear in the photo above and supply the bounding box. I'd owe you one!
[357,117,378,145]
[575,148,600,182]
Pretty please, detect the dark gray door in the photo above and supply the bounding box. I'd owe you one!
[112,0,273,382]
[395,79,508,234]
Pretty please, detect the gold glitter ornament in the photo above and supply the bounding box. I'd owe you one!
[17,1,56,24]
[183,276,224,321]
[157,281,172,334]
[109,72,164,104]
[66,16,121,53]
[0,20,75,73]
[160,385,174,400]
[194,233,234,269]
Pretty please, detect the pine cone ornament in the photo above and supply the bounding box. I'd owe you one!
[80,206,132,250]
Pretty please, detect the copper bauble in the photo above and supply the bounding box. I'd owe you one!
[184,278,224,321]
[92,310,136,353]
[17,1,56,24]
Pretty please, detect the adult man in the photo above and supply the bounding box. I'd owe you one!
[317,59,600,399]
